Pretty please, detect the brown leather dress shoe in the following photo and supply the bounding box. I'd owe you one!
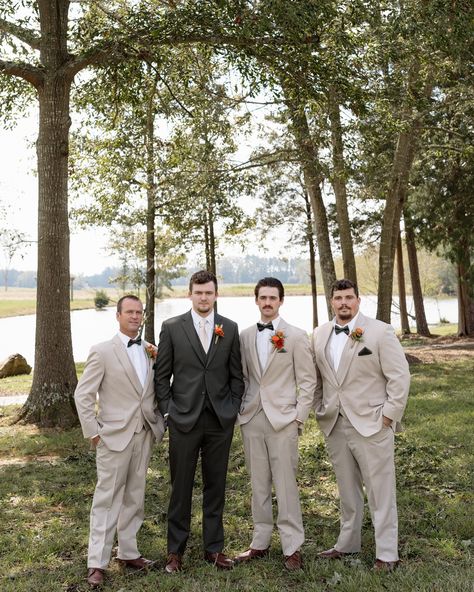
[234,547,269,563]
[118,556,155,570]
[373,559,400,572]
[165,553,183,574]
[204,551,234,569]
[284,550,302,571]
[317,548,348,559]
[87,568,104,588]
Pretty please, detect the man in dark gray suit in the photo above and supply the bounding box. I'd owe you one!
[155,270,244,573]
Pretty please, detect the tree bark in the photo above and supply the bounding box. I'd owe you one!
[327,89,357,284]
[144,72,158,345]
[404,210,431,336]
[284,95,336,318]
[396,231,410,334]
[303,189,318,328]
[457,254,474,336]
[19,0,77,426]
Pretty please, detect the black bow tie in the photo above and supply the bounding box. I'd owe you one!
[127,337,142,347]
[257,322,274,332]
[334,325,350,335]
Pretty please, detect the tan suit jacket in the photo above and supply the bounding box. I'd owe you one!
[312,312,410,437]
[238,319,316,430]
[75,335,165,451]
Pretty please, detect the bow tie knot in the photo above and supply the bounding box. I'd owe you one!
[127,337,142,347]
[334,325,350,336]
[257,322,274,332]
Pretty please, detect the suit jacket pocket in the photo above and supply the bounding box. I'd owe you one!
[358,347,372,356]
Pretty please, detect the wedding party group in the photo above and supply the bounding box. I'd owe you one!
[74,270,410,588]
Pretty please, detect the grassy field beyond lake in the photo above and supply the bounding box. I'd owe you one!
[0,358,473,591]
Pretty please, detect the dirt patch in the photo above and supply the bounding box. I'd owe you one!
[403,336,474,364]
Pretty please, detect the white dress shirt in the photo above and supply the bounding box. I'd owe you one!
[256,316,281,370]
[118,331,147,387]
[328,312,360,372]
[191,309,215,351]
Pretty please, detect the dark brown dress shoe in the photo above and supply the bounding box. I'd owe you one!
[165,553,183,574]
[284,550,302,571]
[234,547,269,563]
[317,548,348,559]
[87,568,104,588]
[204,551,234,569]
[118,556,155,570]
[373,559,400,572]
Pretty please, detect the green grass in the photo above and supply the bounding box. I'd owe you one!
[0,360,473,591]
[0,299,101,318]
[0,363,85,396]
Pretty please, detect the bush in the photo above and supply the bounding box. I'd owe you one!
[94,289,110,309]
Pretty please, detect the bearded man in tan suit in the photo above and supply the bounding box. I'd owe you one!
[312,279,410,571]
[75,295,165,588]
[235,277,316,570]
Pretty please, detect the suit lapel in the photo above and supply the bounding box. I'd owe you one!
[246,324,262,379]
[112,335,143,395]
[181,311,207,365]
[262,318,287,377]
[141,340,155,394]
[206,313,222,366]
[317,323,338,383]
[336,313,368,384]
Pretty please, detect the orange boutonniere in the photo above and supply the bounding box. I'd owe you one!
[350,327,364,346]
[145,344,158,360]
[214,324,224,344]
[270,330,287,352]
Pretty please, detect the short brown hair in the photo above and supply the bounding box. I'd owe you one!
[330,279,359,298]
[254,277,284,300]
[189,270,218,293]
[116,294,142,312]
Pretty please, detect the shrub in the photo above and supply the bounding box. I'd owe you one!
[94,289,110,309]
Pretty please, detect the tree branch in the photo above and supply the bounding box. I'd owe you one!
[0,16,41,50]
[0,59,43,87]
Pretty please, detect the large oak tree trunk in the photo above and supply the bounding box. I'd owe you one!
[20,2,77,426]
[303,190,318,328]
[457,253,474,336]
[327,89,357,284]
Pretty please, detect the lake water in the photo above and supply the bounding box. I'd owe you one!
[0,295,458,367]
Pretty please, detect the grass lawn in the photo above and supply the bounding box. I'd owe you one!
[0,359,473,591]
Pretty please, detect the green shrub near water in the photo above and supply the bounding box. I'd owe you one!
[94,290,110,309]
[0,359,472,591]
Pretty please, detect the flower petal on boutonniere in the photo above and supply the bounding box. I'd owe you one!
[214,324,224,344]
[349,327,364,347]
[270,330,287,352]
[145,344,158,359]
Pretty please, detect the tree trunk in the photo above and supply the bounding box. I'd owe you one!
[377,70,433,323]
[208,204,217,276]
[396,231,410,334]
[304,189,318,328]
[327,89,357,284]
[404,210,431,336]
[284,94,336,318]
[457,255,474,336]
[144,73,157,345]
[20,2,77,426]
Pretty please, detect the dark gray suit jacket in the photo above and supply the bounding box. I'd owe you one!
[154,311,244,432]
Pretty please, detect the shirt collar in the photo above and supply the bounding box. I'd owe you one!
[258,316,280,331]
[333,312,360,333]
[117,331,140,347]
[191,308,215,328]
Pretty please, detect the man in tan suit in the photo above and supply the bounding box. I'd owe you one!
[235,277,316,570]
[312,279,410,571]
[75,295,165,588]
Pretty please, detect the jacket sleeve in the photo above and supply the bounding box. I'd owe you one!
[74,347,104,439]
[294,330,318,423]
[229,324,245,408]
[379,324,410,422]
[311,328,324,413]
[154,321,173,416]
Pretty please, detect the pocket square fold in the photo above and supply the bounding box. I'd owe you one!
[358,347,372,356]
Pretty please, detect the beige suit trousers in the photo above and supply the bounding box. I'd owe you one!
[241,410,304,556]
[325,414,399,561]
[88,427,154,568]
